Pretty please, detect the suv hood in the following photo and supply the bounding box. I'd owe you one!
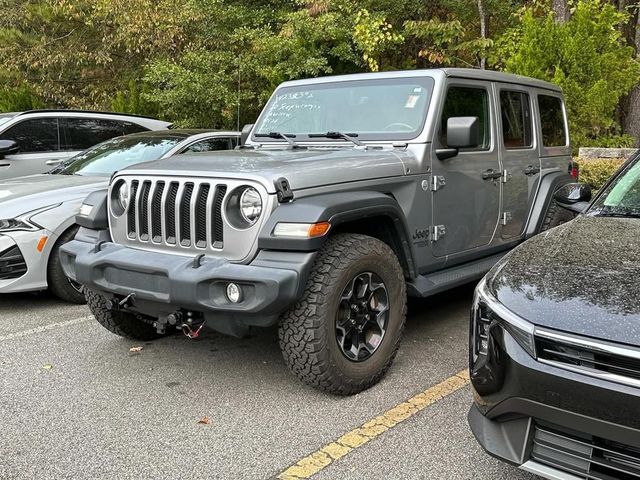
[488,215,640,346]
[0,174,105,218]
[118,148,410,192]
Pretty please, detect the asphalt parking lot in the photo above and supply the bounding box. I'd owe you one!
[0,284,537,480]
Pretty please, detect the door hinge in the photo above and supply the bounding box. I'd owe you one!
[501,212,513,225]
[430,225,446,242]
[431,175,446,191]
[502,170,512,183]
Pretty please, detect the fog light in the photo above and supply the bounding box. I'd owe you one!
[226,283,242,303]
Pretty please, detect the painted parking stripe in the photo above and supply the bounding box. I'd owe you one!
[277,369,471,480]
[0,315,92,342]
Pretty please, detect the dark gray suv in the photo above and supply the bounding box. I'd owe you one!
[61,69,582,394]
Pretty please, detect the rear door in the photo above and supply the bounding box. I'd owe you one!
[496,86,539,239]
[0,117,68,180]
[431,80,501,257]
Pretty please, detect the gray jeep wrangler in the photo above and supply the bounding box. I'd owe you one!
[61,69,582,394]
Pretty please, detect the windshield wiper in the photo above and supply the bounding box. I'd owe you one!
[308,131,364,147]
[253,132,302,149]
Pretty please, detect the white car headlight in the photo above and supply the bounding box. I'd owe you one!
[239,187,262,224]
[0,218,38,232]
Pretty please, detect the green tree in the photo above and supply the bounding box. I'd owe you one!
[495,0,640,148]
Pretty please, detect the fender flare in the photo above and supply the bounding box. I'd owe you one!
[526,171,575,237]
[258,191,417,278]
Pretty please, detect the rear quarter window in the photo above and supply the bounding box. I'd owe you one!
[538,95,567,147]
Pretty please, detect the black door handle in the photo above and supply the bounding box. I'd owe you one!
[482,169,502,180]
[524,165,541,176]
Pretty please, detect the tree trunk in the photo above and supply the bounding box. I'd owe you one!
[552,0,570,24]
[477,0,487,69]
[622,2,640,146]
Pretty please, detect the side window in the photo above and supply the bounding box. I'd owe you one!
[183,137,233,153]
[538,95,567,147]
[440,86,491,150]
[0,118,59,153]
[60,118,147,151]
[500,91,533,149]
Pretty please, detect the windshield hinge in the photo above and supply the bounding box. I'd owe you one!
[275,177,294,203]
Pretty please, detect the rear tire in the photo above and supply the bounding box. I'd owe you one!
[47,227,86,304]
[541,200,576,231]
[86,289,166,341]
[279,233,407,395]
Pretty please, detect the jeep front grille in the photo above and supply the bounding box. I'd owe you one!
[125,178,228,250]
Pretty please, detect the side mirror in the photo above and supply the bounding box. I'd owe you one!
[436,117,480,160]
[0,139,19,159]
[447,117,480,148]
[240,124,254,147]
[554,182,592,214]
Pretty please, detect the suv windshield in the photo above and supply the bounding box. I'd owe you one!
[57,135,182,176]
[590,155,640,217]
[253,77,434,142]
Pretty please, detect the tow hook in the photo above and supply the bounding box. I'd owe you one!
[106,293,136,311]
[181,320,206,339]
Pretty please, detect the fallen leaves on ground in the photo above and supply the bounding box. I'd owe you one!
[129,346,143,353]
[42,364,53,370]
[198,416,211,425]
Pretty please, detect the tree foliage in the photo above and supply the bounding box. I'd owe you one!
[1,0,639,147]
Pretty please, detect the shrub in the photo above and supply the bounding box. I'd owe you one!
[575,158,625,191]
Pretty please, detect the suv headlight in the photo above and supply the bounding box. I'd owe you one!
[239,187,262,224]
[226,186,263,229]
[472,278,536,361]
[110,180,130,217]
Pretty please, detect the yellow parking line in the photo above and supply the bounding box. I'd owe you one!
[277,369,471,480]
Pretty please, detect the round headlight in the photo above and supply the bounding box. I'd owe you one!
[117,182,130,211]
[239,187,262,224]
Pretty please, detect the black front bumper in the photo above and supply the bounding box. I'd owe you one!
[469,331,640,478]
[60,228,315,334]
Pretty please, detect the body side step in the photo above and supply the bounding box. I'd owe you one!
[407,252,506,298]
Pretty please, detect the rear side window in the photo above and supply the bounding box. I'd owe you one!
[0,118,59,152]
[538,95,567,147]
[440,86,491,150]
[500,91,533,149]
[183,137,234,153]
[60,118,148,151]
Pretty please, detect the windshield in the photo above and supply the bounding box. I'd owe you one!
[590,156,640,217]
[253,77,434,142]
[58,135,183,176]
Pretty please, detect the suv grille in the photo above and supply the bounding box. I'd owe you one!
[126,178,228,250]
[532,423,640,479]
[536,328,640,389]
[0,246,27,280]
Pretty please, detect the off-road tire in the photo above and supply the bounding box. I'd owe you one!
[86,289,165,341]
[47,227,86,304]
[279,233,407,395]
[541,199,576,231]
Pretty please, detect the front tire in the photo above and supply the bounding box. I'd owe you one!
[48,227,86,304]
[279,233,407,395]
[86,289,166,341]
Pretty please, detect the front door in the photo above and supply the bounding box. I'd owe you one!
[496,85,540,239]
[431,81,501,257]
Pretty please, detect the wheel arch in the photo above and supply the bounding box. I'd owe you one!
[525,171,575,237]
[258,191,417,279]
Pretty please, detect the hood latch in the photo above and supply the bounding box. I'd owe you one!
[275,177,294,203]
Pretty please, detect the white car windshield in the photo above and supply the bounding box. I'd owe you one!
[58,135,183,176]
[253,76,434,142]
